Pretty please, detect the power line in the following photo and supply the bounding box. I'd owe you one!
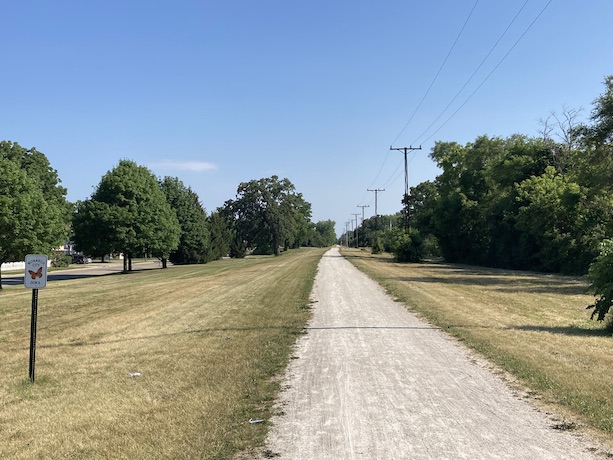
[411,0,530,146]
[391,0,479,146]
[361,1,478,220]
[420,0,554,145]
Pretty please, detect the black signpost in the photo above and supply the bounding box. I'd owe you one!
[25,254,48,383]
[29,288,39,382]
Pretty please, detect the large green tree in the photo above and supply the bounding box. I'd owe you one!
[222,176,312,256]
[160,176,209,265]
[515,166,591,273]
[312,220,337,247]
[73,160,180,271]
[206,211,232,261]
[0,142,69,288]
[413,134,598,272]
[586,239,613,321]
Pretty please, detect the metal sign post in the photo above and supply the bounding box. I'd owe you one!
[25,254,48,382]
[29,288,39,382]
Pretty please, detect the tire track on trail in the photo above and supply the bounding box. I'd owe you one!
[259,247,601,459]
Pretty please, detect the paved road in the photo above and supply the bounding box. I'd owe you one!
[261,247,601,459]
[1,260,163,287]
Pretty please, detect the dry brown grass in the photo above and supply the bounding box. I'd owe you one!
[0,248,326,459]
[341,247,613,443]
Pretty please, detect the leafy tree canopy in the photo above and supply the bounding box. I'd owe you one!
[222,176,312,256]
[312,220,337,247]
[73,160,180,270]
[160,176,209,264]
[0,142,69,287]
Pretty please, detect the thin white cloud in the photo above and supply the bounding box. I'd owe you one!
[149,159,217,172]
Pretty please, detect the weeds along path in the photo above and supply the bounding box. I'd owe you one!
[261,247,599,459]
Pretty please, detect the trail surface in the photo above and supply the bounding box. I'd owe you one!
[261,247,599,459]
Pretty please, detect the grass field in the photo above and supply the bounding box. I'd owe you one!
[0,248,326,460]
[341,247,613,446]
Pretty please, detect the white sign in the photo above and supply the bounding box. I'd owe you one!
[25,254,48,289]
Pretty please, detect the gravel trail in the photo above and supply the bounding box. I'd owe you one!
[261,247,600,459]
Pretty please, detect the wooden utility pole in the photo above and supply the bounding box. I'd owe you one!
[346,221,352,247]
[352,213,360,248]
[367,188,385,217]
[389,145,422,229]
[357,204,370,223]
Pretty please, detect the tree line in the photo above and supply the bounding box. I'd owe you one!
[346,76,613,321]
[0,153,337,288]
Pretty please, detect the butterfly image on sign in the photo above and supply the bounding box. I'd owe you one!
[24,255,48,289]
[28,267,43,280]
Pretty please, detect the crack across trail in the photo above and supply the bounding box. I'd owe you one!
[261,247,600,460]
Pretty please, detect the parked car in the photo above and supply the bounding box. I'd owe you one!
[71,254,92,264]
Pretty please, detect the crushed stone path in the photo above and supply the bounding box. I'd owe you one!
[260,247,601,459]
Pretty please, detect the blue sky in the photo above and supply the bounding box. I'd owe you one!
[2,1,612,236]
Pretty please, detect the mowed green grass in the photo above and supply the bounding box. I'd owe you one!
[341,248,613,445]
[0,248,326,460]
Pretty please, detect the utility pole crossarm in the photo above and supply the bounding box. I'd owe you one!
[357,204,370,223]
[389,145,422,198]
[367,188,385,217]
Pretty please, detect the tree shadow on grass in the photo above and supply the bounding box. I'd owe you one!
[341,253,397,263]
[510,324,612,337]
[377,260,590,296]
[2,265,164,286]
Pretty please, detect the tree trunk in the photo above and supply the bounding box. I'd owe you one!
[162,258,167,269]
[128,254,132,271]
[123,254,128,273]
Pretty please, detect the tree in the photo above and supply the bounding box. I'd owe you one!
[587,239,613,322]
[389,227,424,263]
[73,160,180,271]
[515,167,591,273]
[160,177,209,265]
[206,211,231,261]
[312,220,337,247]
[584,75,613,146]
[223,176,312,256]
[0,142,70,289]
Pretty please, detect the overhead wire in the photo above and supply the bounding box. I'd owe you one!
[363,1,479,205]
[419,0,553,145]
[411,0,530,146]
[347,0,553,223]
[359,0,479,212]
[390,0,479,147]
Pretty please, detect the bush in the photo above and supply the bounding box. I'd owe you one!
[587,239,613,321]
[422,234,442,257]
[391,228,424,263]
[371,233,385,254]
[51,254,72,267]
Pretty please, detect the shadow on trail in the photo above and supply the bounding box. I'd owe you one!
[24,325,444,352]
[30,326,303,351]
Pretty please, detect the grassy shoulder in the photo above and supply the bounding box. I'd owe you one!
[341,247,613,444]
[0,247,326,460]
